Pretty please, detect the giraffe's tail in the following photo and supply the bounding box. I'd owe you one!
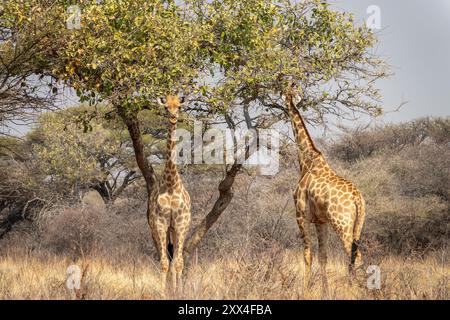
[167,229,174,262]
[351,195,366,267]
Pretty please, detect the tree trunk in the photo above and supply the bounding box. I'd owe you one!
[92,181,111,202]
[184,162,241,256]
[116,106,159,219]
[110,170,138,202]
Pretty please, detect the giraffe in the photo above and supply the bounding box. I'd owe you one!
[149,94,191,291]
[284,84,366,284]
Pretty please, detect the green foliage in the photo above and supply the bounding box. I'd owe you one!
[50,0,205,113]
[190,0,386,122]
[0,0,62,72]
[7,0,386,121]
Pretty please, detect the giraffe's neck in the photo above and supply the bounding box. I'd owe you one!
[286,93,322,174]
[164,118,181,191]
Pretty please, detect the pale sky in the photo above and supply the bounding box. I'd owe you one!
[330,0,450,123]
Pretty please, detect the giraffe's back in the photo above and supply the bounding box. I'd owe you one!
[299,166,363,224]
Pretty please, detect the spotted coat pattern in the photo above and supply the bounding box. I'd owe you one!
[149,95,191,290]
[285,87,366,281]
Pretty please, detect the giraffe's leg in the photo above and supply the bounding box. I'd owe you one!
[327,210,355,275]
[172,212,190,292]
[315,223,328,272]
[170,228,178,292]
[300,218,312,284]
[294,188,312,286]
[315,223,329,296]
[352,197,366,269]
[153,216,170,291]
[148,220,158,258]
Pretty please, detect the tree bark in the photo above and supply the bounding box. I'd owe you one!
[116,106,159,218]
[184,162,242,256]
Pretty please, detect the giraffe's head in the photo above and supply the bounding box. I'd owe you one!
[283,84,294,100]
[158,95,185,124]
[283,82,302,105]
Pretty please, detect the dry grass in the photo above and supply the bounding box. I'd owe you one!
[1,118,448,300]
[0,247,447,300]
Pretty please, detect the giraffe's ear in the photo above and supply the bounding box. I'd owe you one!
[157,97,166,106]
[293,93,302,106]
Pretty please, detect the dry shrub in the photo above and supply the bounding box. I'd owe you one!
[39,190,154,259]
[392,144,450,201]
[327,117,450,163]
[41,205,103,257]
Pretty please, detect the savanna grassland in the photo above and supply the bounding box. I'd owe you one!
[0,118,448,300]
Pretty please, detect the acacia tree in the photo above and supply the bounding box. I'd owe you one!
[46,0,207,242]
[183,0,389,253]
[1,0,202,238]
[0,1,69,238]
[9,0,389,257]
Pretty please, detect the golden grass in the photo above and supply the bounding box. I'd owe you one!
[0,248,447,300]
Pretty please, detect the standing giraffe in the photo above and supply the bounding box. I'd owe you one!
[150,94,191,291]
[284,85,365,283]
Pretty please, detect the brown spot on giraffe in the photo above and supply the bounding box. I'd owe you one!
[284,85,366,283]
[148,94,191,291]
